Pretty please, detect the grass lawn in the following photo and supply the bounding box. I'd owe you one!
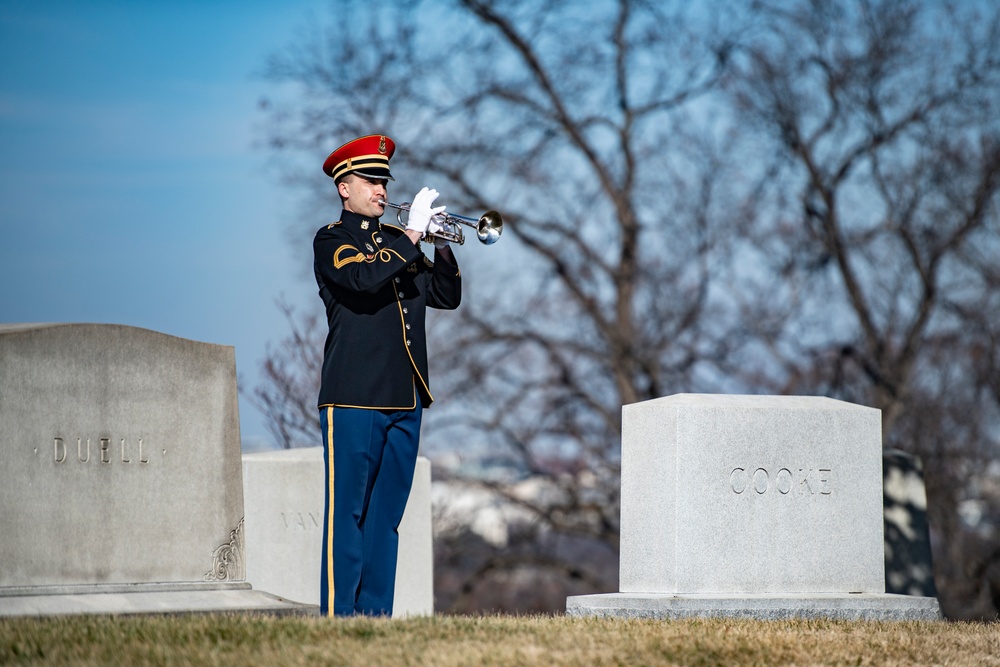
[2,613,998,666]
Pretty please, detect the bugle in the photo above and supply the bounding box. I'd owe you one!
[378,199,503,246]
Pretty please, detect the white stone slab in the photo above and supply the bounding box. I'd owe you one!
[242,447,433,617]
[0,584,312,617]
[566,592,940,621]
[620,394,885,595]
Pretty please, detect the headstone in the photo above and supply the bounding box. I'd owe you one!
[566,394,941,620]
[0,323,306,616]
[242,448,434,617]
[883,449,937,597]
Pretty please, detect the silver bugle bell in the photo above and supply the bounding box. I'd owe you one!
[378,199,503,245]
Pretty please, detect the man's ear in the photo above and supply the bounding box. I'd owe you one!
[337,178,351,200]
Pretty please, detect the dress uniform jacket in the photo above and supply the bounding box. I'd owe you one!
[313,209,462,410]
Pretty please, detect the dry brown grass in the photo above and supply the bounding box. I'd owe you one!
[1,613,998,666]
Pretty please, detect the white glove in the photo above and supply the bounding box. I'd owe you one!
[427,217,450,249]
[406,187,446,237]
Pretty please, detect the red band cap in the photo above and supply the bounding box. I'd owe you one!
[323,134,395,181]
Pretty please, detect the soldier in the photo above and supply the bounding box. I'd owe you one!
[313,134,461,616]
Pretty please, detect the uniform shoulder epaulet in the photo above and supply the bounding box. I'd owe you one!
[381,222,405,234]
[326,220,343,229]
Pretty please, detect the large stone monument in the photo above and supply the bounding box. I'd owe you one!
[566,394,941,620]
[0,323,305,615]
[242,448,434,617]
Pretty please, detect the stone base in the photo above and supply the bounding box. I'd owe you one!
[566,592,941,621]
[0,583,317,617]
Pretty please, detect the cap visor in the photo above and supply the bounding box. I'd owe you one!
[351,168,394,181]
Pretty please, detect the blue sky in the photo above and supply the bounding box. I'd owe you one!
[0,0,329,449]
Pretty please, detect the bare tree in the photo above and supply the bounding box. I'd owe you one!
[256,0,1000,616]
[411,0,750,584]
[259,0,749,607]
[246,299,323,449]
[725,0,1000,619]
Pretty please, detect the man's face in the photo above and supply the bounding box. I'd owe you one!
[338,174,388,219]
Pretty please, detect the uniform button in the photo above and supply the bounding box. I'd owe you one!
[376,237,383,243]
[405,324,411,330]
[402,308,408,314]
[398,292,405,298]
[406,339,412,347]
[395,277,401,283]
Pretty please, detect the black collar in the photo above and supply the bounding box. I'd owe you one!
[339,209,381,231]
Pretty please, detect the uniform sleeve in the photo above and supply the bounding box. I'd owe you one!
[426,246,462,310]
[314,226,422,293]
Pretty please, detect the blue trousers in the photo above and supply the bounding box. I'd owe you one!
[319,396,422,617]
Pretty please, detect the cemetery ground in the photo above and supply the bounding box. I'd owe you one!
[2,613,998,666]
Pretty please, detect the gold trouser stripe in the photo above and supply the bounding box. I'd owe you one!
[325,406,335,617]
